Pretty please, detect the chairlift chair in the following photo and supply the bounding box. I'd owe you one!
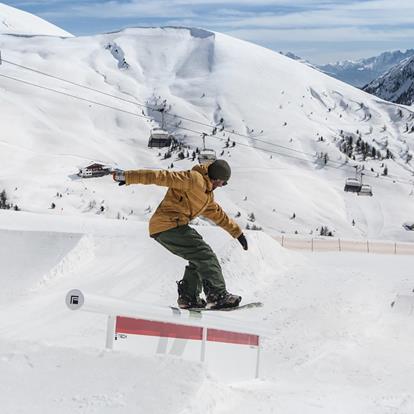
[357,184,373,196]
[344,177,362,192]
[148,128,172,148]
[198,148,217,164]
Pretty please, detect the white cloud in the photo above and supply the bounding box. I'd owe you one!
[39,0,414,31]
[227,26,414,44]
[19,0,414,63]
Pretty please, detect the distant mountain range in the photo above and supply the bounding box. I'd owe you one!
[282,49,414,90]
[362,55,414,105]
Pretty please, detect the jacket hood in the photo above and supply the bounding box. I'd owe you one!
[192,163,213,191]
[192,163,209,175]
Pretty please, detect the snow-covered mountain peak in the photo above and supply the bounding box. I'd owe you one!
[317,49,414,87]
[363,55,414,105]
[1,26,414,241]
[0,2,72,37]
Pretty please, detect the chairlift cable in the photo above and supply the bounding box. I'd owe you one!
[0,71,411,186]
[0,72,338,168]
[0,57,351,163]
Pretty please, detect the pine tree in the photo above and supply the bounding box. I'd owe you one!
[0,190,8,209]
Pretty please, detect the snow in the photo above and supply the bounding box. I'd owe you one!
[0,3,72,37]
[1,211,414,413]
[1,4,414,413]
[1,25,414,241]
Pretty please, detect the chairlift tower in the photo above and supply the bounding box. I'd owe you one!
[157,107,166,130]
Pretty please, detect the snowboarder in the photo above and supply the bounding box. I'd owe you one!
[112,160,248,309]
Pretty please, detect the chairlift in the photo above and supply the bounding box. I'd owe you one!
[198,148,217,164]
[344,177,362,192]
[357,184,373,196]
[148,128,172,148]
[198,133,217,164]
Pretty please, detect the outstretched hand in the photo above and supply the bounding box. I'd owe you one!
[237,233,248,250]
[112,169,126,186]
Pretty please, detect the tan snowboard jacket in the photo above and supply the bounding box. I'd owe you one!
[125,164,242,238]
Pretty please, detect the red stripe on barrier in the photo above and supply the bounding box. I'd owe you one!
[115,316,259,346]
[116,316,203,340]
[207,329,259,346]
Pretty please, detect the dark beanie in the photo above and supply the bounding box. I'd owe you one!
[207,159,231,182]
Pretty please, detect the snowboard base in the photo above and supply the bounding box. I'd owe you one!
[171,302,263,312]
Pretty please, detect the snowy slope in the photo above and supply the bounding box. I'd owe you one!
[0,26,414,242]
[1,212,414,413]
[0,3,72,37]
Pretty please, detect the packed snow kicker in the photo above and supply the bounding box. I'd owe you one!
[1,3,414,414]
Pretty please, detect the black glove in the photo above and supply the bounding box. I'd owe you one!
[237,233,248,250]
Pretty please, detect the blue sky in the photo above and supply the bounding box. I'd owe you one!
[4,0,414,64]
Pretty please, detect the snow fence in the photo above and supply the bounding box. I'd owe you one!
[275,235,414,255]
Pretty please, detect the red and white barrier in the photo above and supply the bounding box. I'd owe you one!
[66,289,267,381]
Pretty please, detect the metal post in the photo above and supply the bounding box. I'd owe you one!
[311,238,314,252]
[105,315,116,349]
[338,238,341,252]
[200,326,207,363]
[394,242,397,255]
[281,235,284,247]
[367,240,370,253]
[255,337,261,379]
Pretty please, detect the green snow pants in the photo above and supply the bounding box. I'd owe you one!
[153,225,226,298]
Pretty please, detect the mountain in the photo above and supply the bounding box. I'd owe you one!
[279,51,315,67]
[363,56,414,105]
[1,26,414,243]
[0,2,72,37]
[316,49,414,88]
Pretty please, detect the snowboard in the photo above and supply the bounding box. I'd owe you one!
[171,302,263,313]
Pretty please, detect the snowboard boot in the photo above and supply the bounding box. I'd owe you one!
[206,291,242,310]
[176,280,206,309]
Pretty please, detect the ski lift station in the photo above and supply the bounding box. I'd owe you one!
[148,128,173,148]
[78,163,110,178]
[198,148,217,164]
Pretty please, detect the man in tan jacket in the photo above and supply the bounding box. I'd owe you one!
[113,159,248,309]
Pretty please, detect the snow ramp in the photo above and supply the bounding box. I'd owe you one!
[1,213,414,412]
